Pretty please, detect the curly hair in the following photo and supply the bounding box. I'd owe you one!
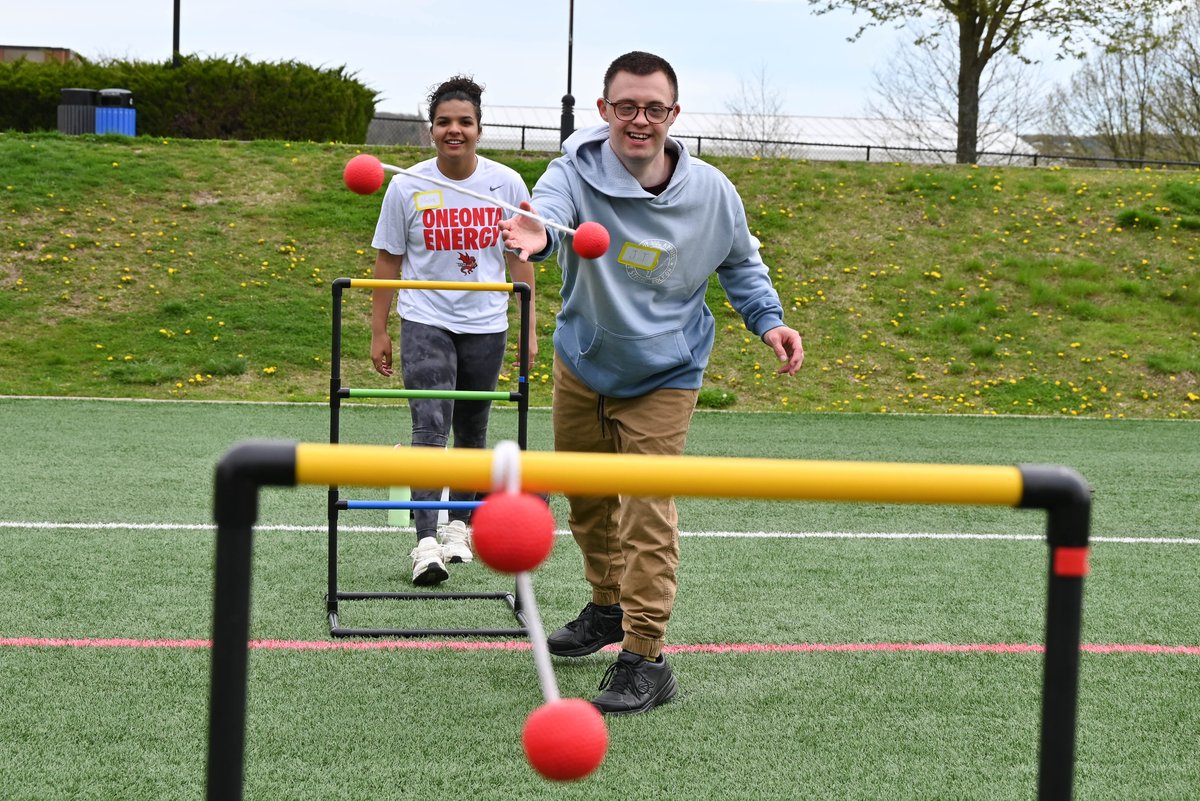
[427,75,484,124]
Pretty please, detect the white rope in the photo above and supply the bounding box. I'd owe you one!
[519,572,559,703]
[490,440,559,703]
[382,163,577,236]
[490,439,522,494]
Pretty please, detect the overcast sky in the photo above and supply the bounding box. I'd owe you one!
[7,0,1075,118]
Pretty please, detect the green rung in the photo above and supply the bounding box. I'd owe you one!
[342,388,513,401]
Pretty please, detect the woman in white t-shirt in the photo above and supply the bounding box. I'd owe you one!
[369,76,537,586]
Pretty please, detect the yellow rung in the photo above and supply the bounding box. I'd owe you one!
[295,443,1024,506]
[347,278,515,292]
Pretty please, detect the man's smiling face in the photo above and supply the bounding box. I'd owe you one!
[598,71,678,171]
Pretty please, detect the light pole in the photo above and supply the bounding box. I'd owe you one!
[172,0,181,67]
[559,0,575,146]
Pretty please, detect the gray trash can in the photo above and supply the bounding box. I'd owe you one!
[57,88,98,135]
[96,88,136,136]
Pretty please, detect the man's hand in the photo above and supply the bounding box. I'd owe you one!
[498,201,549,262]
[763,326,804,375]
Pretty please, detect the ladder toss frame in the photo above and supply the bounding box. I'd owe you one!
[210,444,1092,801]
[325,277,534,638]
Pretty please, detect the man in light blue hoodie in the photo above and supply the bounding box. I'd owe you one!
[500,51,804,715]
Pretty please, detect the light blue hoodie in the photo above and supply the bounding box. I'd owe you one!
[530,124,786,397]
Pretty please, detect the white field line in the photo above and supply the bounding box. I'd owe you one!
[1,520,1197,545]
[9,393,1200,422]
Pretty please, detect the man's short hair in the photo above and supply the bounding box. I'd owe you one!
[603,51,678,102]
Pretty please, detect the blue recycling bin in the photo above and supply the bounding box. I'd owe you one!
[95,88,136,136]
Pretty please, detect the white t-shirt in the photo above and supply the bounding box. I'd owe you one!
[371,156,530,334]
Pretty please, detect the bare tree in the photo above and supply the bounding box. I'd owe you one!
[1151,2,1200,161]
[867,19,1047,163]
[805,0,1185,163]
[722,66,797,158]
[1044,43,1164,162]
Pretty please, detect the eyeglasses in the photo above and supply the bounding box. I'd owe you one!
[604,98,674,124]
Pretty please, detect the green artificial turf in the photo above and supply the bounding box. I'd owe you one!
[0,398,1197,799]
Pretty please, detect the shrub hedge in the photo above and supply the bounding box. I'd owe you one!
[0,55,378,142]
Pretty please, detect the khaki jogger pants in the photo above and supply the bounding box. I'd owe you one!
[552,354,699,659]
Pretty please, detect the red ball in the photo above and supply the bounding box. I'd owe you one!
[571,221,610,259]
[471,492,555,574]
[343,153,385,195]
[522,698,608,781]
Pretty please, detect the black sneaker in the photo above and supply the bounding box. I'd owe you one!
[591,650,678,715]
[546,602,623,657]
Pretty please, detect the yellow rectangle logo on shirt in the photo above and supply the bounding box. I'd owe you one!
[617,243,661,271]
[414,190,443,211]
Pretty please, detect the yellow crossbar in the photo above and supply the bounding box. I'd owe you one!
[347,278,515,292]
[294,444,1024,506]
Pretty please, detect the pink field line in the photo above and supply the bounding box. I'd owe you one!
[1,637,1197,656]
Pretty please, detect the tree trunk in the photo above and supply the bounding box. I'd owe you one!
[956,19,984,164]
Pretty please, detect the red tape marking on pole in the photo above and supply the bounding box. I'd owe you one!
[1053,546,1090,577]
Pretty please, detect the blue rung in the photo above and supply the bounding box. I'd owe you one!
[343,500,482,510]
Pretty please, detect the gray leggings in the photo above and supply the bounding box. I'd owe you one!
[400,318,507,539]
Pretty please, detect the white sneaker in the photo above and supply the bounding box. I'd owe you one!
[410,537,449,585]
[439,519,474,564]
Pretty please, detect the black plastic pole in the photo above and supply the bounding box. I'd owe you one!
[1019,464,1092,801]
[327,279,349,617]
[206,441,297,801]
[514,282,531,450]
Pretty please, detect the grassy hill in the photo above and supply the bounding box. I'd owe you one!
[2,131,1197,419]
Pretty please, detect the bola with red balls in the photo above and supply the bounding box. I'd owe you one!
[522,698,608,781]
[341,155,611,262]
[571,221,610,260]
[471,492,555,574]
[343,153,385,195]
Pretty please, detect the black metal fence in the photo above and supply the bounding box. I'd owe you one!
[368,116,1200,170]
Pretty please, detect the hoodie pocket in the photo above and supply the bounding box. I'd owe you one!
[579,323,691,386]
